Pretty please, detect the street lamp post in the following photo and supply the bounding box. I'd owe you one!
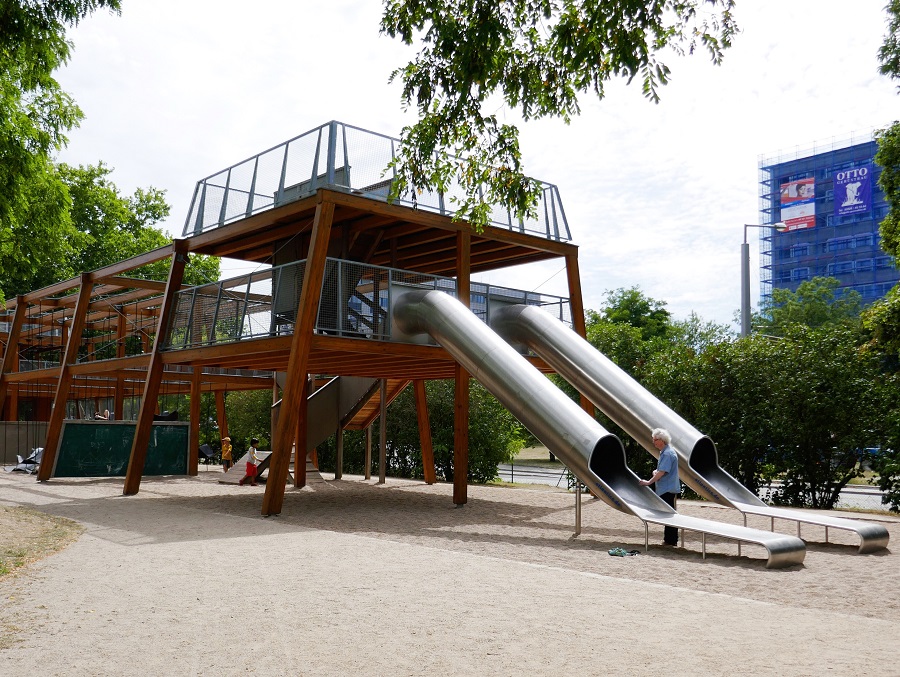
[741,222,785,337]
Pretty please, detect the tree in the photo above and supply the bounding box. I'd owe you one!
[875,123,900,261]
[0,162,220,298]
[754,276,862,336]
[599,286,671,341]
[224,390,273,453]
[381,0,737,228]
[0,2,122,303]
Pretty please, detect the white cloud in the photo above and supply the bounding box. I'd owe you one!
[55,0,899,326]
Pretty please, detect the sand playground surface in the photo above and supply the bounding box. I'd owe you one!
[0,468,898,677]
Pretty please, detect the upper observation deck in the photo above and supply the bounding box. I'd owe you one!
[182,121,571,244]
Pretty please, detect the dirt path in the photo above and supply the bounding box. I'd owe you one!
[0,470,897,676]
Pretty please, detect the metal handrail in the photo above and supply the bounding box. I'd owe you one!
[183,121,571,242]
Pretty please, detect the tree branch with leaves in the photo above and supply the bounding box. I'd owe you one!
[381,0,737,229]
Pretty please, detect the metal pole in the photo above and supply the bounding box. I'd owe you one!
[574,481,582,537]
[740,239,751,337]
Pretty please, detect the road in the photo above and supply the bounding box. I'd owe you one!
[498,463,890,511]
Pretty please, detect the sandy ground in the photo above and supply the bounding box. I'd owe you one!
[0,469,898,677]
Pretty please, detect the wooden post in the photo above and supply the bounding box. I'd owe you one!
[214,390,229,440]
[0,296,27,420]
[414,380,436,484]
[293,377,308,488]
[123,242,189,495]
[37,277,95,481]
[6,351,18,421]
[271,375,279,446]
[114,311,127,421]
[454,230,471,505]
[364,425,372,480]
[262,200,334,515]
[565,252,594,416]
[378,378,387,484]
[335,425,343,480]
[188,367,201,475]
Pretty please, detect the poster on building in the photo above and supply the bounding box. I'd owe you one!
[834,163,872,218]
[779,177,816,232]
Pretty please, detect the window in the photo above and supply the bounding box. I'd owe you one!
[790,244,809,258]
[856,259,874,273]
[854,234,874,248]
[827,237,852,252]
[791,267,810,281]
[835,261,854,274]
[876,257,893,269]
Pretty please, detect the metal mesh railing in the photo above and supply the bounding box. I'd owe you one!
[164,257,571,350]
[183,121,571,242]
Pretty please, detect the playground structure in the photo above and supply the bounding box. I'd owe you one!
[0,121,887,565]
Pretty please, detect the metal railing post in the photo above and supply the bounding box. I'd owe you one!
[246,156,259,218]
[217,168,232,227]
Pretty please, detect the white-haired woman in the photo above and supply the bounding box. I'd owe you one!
[639,427,680,546]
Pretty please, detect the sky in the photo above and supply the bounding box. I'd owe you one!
[54,0,899,327]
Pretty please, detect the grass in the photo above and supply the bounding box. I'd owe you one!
[0,506,84,581]
[511,445,564,467]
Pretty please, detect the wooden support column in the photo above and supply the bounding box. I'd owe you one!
[453,365,469,505]
[114,312,127,421]
[565,252,594,416]
[364,425,372,480]
[123,241,189,495]
[262,199,334,515]
[292,377,308,488]
[271,376,279,446]
[378,378,387,484]
[414,380,436,484]
[188,368,201,476]
[214,391,229,440]
[0,296,27,420]
[335,425,344,480]
[454,230,471,505]
[37,276,95,481]
[5,352,18,421]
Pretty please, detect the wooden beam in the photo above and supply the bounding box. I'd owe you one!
[379,378,387,484]
[326,189,576,255]
[37,275,95,481]
[293,378,308,488]
[123,241,191,495]
[453,231,471,505]
[189,367,201,476]
[215,390,229,440]
[0,296,28,419]
[453,364,469,506]
[414,380,436,484]
[565,252,594,416]
[262,199,335,515]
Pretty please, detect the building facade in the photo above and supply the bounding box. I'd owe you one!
[758,134,898,308]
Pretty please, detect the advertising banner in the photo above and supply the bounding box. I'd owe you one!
[779,177,816,232]
[834,163,872,218]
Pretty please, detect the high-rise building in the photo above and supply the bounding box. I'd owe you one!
[757,134,898,308]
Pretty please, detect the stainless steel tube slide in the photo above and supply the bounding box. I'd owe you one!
[491,303,888,554]
[395,290,806,568]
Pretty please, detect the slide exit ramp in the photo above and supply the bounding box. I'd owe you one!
[491,304,889,554]
[394,290,805,568]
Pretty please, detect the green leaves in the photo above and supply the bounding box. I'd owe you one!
[382,0,737,229]
[755,276,863,337]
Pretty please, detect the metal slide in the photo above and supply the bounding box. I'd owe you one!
[394,291,806,568]
[491,304,889,554]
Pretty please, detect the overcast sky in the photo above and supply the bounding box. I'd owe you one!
[55,0,898,327]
